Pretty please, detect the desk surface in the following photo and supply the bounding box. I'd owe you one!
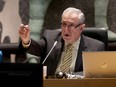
[44,78,116,87]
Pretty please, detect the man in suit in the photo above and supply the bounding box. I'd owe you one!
[18,7,105,76]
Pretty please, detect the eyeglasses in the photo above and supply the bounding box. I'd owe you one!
[61,22,81,30]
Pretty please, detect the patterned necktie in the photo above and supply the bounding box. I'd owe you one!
[60,44,73,73]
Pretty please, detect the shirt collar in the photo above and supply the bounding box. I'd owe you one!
[65,36,81,50]
[73,37,81,50]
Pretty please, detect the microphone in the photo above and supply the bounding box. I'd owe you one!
[42,41,58,64]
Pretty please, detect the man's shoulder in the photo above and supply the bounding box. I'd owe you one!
[44,29,61,35]
[82,35,105,50]
[42,29,62,40]
[83,35,104,44]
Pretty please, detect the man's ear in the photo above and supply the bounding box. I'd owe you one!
[80,24,85,31]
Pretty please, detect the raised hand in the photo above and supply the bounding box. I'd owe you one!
[18,24,30,45]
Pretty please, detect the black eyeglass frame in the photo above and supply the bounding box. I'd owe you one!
[61,21,83,30]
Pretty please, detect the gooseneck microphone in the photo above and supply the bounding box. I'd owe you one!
[42,41,58,64]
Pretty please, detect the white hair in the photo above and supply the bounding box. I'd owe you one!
[62,7,85,24]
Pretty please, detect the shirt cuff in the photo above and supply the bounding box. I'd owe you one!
[22,39,31,48]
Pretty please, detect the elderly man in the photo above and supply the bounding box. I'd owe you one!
[18,7,104,76]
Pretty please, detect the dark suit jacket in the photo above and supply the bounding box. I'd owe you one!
[19,30,105,76]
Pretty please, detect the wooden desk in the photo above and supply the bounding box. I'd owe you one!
[44,78,116,87]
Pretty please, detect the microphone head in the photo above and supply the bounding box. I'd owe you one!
[55,71,68,79]
[55,71,64,78]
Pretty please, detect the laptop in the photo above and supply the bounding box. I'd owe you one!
[83,51,116,78]
[0,63,43,87]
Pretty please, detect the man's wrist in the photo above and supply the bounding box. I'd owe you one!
[22,39,31,48]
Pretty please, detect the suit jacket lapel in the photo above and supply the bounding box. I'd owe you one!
[50,37,64,74]
[74,35,86,72]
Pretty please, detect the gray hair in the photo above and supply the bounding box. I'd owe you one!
[62,7,85,24]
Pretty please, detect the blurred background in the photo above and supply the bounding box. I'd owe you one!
[0,0,116,62]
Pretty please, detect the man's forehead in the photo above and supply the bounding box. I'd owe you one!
[62,21,74,24]
[62,16,79,24]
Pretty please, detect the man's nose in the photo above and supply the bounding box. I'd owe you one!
[64,26,70,32]
[65,26,68,29]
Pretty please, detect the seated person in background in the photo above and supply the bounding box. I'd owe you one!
[18,7,105,76]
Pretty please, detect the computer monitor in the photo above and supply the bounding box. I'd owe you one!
[83,51,116,78]
[0,63,43,87]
